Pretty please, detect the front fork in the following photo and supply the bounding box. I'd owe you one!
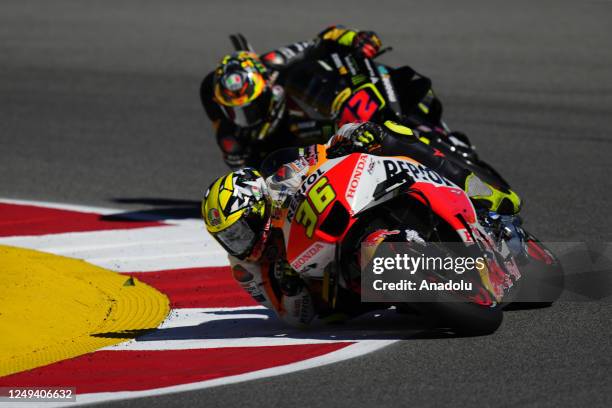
[479,211,528,261]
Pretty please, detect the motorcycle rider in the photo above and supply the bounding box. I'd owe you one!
[202,121,522,327]
[200,25,445,169]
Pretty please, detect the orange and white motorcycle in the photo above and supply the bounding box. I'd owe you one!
[270,144,563,335]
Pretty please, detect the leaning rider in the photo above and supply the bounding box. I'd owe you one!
[201,121,521,327]
[200,25,444,169]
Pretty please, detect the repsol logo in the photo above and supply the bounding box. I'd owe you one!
[299,169,324,194]
[288,169,324,222]
[346,155,369,199]
[383,159,453,187]
[287,196,299,222]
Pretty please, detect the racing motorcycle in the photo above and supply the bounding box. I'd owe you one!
[230,33,509,190]
[272,145,563,336]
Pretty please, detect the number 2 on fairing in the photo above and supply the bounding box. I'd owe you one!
[295,177,336,237]
[338,83,386,126]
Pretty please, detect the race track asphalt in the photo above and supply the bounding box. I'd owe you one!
[1,0,611,406]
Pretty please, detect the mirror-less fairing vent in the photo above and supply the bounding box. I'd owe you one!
[319,201,350,237]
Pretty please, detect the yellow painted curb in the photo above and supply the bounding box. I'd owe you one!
[0,245,170,377]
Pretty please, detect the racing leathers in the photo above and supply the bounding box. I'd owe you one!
[226,121,521,328]
[200,25,443,169]
[227,227,317,328]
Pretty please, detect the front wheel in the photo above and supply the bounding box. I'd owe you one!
[504,232,564,309]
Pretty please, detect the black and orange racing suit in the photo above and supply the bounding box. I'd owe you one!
[200,26,443,169]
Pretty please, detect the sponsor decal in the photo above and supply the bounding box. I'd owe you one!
[299,169,324,194]
[382,159,454,187]
[208,208,221,226]
[377,65,398,103]
[346,155,369,200]
[351,74,367,86]
[457,228,474,244]
[361,229,401,269]
[363,229,400,248]
[331,53,345,72]
[290,242,326,271]
[243,281,265,302]
[363,58,378,83]
[344,55,358,75]
[367,159,376,175]
[286,170,325,223]
[232,264,254,283]
[286,194,302,222]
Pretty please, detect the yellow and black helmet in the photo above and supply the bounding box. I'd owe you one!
[202,168,270,259]
[213,51,271,128]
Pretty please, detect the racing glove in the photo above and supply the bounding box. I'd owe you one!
[352,31,382,59]
[319,26,381,59]
[217,132,251,169]
[327,122,386,158]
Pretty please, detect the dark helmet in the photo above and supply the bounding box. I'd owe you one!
[202,168,271,259]
[213,51,272,128]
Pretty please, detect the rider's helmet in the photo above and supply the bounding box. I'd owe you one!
[203,168,271,259]
[213,51,272,128]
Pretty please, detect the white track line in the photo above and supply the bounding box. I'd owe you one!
[0,198,120,215]
[0,199,228,270]
[1,198,400,407]
[12,340,396,408]
[102,307,391,351]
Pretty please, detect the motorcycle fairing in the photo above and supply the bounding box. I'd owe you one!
[283,152,480,278]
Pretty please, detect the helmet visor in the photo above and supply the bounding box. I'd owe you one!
[215,218,257,258]
[222,90,271,128]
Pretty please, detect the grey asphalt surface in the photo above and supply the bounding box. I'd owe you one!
[1,0,611,407]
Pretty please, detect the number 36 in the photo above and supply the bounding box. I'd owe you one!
[295,177,336,238]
